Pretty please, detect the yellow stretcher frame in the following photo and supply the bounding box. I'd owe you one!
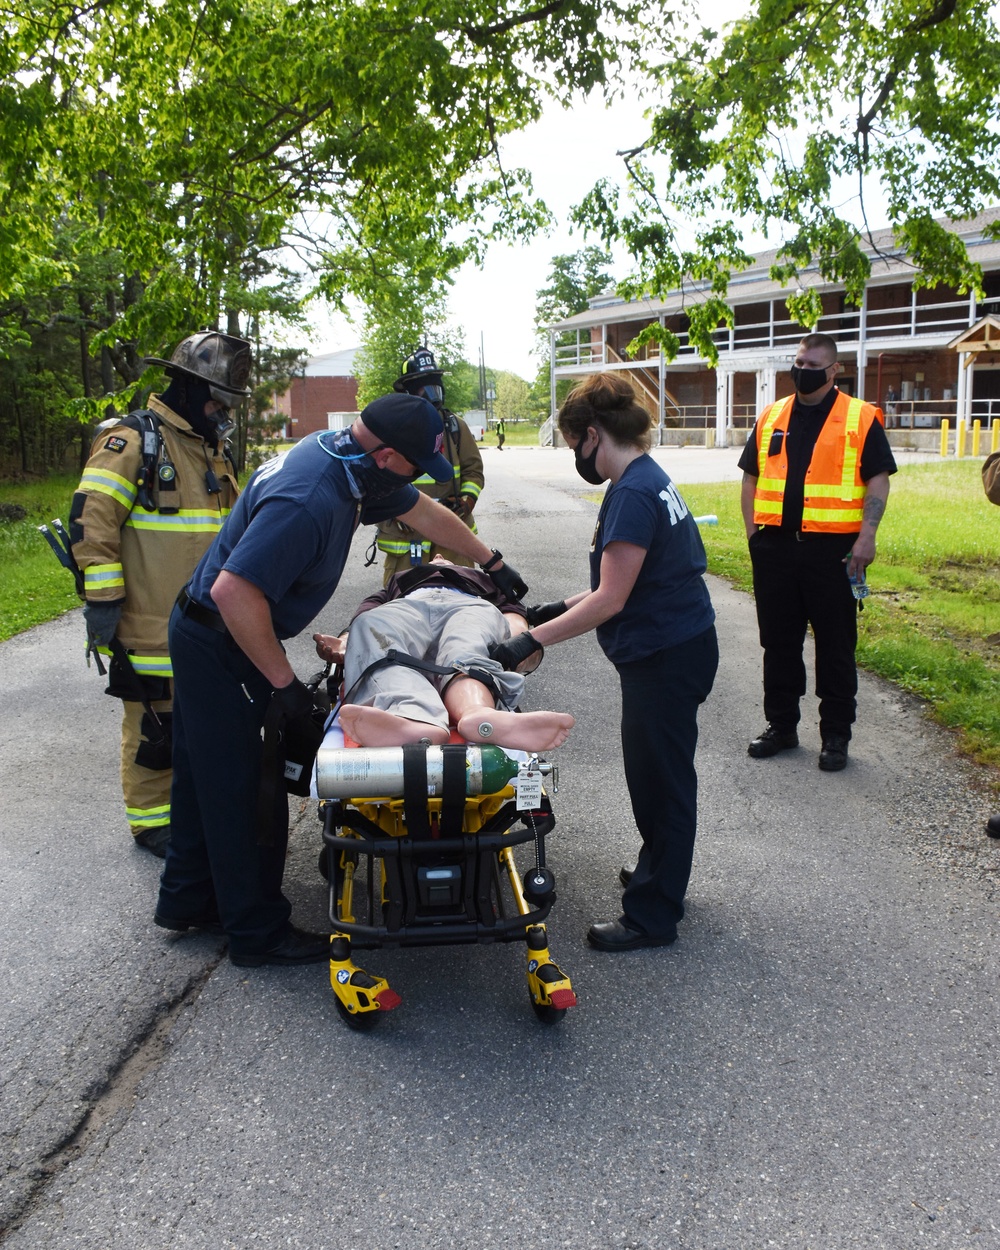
[320,778,576,1029]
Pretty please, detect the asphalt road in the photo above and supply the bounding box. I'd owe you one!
[1,444,997,1249]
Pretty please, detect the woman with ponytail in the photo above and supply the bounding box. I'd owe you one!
[491,372,718,951]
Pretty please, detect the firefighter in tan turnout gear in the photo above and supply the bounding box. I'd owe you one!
[70,332,249,856]
[375,348,485,585]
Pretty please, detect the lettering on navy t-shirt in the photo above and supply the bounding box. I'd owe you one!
[589,455,715,665]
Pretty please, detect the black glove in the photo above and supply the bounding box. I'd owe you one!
[272,676,317,720]
[484,557,528,602]
[83,600,122,648]
[271,677,327,797]
[489,631,543,672]
[526,600,568,628]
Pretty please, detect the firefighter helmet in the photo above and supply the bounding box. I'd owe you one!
[393,348,445,403]
[146,332,253,408]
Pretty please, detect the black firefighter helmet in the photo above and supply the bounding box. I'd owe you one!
[393,348,445,406]
[146,331,253,410]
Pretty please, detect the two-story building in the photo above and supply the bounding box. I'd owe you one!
[547,209,1000,445]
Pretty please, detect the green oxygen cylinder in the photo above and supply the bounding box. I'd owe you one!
[315,744,520,800]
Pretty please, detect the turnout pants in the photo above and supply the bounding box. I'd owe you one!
[748,527,859,739]
[121,696,173,838]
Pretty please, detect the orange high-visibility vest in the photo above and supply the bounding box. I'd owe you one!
[753,391,884,532]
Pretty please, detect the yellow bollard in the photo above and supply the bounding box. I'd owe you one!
[957,420,967,458]
[972,419,981,457]
[992,419,1000,454]
[939,419,950,458]
[705,426,715,449]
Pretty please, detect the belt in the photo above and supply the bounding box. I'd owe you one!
[176,587,229,635]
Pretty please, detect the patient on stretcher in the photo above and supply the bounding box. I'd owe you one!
[313,557,574,753]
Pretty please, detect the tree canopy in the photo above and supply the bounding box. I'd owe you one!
[0,0,644,389]
[575,0,1000,361]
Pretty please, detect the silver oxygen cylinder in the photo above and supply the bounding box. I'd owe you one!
[315,744,521,800]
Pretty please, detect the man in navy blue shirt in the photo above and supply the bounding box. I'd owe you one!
[155,393,527,968]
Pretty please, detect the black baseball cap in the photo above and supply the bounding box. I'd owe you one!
[360,393,453,482]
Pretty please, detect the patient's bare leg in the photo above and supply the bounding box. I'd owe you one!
[339,705,450,747]
[446,676,574,752]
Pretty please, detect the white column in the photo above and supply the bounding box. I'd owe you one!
[963,354,975,424]
[549,329,557,428]
[715,369,729,445]
[856,288,868,400]
[658,315,666,434]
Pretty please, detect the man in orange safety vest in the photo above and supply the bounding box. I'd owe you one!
[738,332,896,772]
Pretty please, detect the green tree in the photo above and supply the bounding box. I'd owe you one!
[0,0,646,370]
[534,246,615,347]
[494,371,531,425]
[575,0,1000,361]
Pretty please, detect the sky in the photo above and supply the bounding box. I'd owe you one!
[307,91,652,382]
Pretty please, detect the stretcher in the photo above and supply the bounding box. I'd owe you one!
[314,711,577,1030]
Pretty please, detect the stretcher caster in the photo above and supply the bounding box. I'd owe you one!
[329,935,401,1031]
[525,924,577,1025]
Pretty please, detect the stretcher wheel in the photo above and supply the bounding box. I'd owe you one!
[334,995,382,1031]
[530,999,567,1026]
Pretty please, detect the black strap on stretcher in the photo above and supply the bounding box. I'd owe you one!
[400,742,467,840]
[342,648,458,704]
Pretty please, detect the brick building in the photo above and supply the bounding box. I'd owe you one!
[276,347,360,439]
[546,209,1000,443]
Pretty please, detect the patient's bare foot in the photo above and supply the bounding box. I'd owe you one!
[340,705,449,747]
[457,709,574,752]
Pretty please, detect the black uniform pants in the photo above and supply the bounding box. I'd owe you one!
[157,605,292,959]
[617,626,719,939]
[748,527,858,739]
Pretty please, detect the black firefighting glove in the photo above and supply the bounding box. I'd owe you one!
[526,600,568,628]
[489,631,543,673]
[480,550,528,602]
[83,601,122,649]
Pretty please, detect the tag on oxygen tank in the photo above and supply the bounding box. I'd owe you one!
[514,766,543,810]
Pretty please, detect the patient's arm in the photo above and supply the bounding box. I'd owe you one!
[313,632,348,666]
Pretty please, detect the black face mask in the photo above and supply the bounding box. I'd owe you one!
[574,435,607,485]
[317,429,419,500]
[790,364,832,396]
[353,461,419,500]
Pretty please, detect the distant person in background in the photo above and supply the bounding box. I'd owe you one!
[884,385,898,430]
[983,450,1000,839]
[375,348,484,585]
[496,417,505,450]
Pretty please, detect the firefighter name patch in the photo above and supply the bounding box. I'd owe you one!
[103,436,128,454]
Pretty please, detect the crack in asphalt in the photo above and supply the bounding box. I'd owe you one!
[0,958,223,1243]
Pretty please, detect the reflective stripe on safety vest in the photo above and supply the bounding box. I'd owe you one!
[753,393,872,532]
